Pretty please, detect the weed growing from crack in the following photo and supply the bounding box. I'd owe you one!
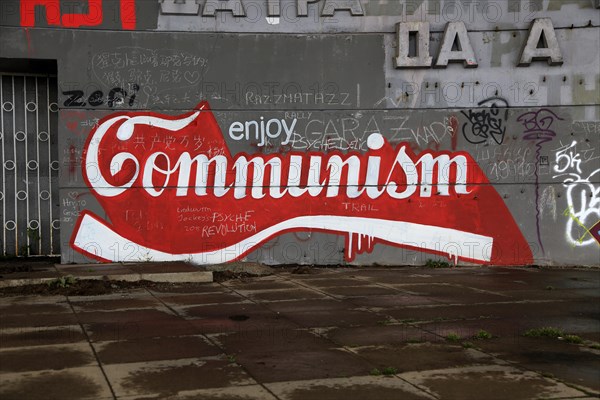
[446,333,461,342]
[563,335,583,344]
[524,328,587,346]
[370,367,398,376]
[381,367,398,376]
[473,330,493,340]
[426,260,452,268]
[523,327,564,338]
[400,318,417,324]
[47,275,77,289]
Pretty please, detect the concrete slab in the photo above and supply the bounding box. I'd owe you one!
[94,335,222,365]
[266,375,436,400]
[0,262,213,288]
[350,343,498,373]
[400,365,589,400]
[0,302,72,315]
[0,277,66,288]
[0,325,87,349]
[234,348,374,383]
[211,328,332,355]
[77,308,181,324]
[279,269,347,279]
[104,358,256,398]
[476,337,600,393]
[0,264,59,287]
[0,295,67,305]
[389,283,511,304]
[155,292,246,306]
[325,325,441,347]
[179,300,286,319]
[313,285,401,298]
[223,279,298,291]
[148,283,228,295]
[182,300,300,334]
[211,328,374,382]
[263,299,348,314]
[414,315,600,343]
[417,319,493,340]
[293,278,373,288]
[122,385,279,400]
[390,269,600,293]
[84,318,200,342]
[278,308,383,328]
[141,272,213,284]
[235,288,327,302]
[70,295,160,312]
[501,288,600,301]
[1,312,79,329]
[0,366,113,400]
[56,264,136,277]
[127,262,205,274]
[188,317,298,335]
[383,300,568,324]
[207,262,275,277]
[79,308,200,341]
[0,343,96,373]
[346,294,440,308]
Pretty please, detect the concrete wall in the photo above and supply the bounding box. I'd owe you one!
[0,0,598,266]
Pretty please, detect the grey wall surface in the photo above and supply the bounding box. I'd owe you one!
[0,0,598,266]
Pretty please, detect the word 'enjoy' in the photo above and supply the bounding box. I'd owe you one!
[228,117,297,147]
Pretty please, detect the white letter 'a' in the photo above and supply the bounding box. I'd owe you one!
[519,18,563,66]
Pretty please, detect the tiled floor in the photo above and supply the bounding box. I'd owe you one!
[1,266,599,399]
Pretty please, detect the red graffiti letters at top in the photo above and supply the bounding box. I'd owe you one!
[71,102,533,266]
[20,0,136,29]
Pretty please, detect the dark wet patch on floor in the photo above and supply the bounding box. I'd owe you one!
[353,343,492,372]
[0,326,86,348]
[0,346,94,372]
[96,335,221,364]
[286,383,430,400]
[119,361,251,396]
[0,370,104,400]
[421,370,563,400]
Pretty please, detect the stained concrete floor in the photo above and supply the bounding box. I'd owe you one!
[0,266,599,399]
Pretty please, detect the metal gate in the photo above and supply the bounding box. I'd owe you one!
[0,73,59,256]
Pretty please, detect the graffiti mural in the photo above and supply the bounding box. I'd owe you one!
[70,102,533,266]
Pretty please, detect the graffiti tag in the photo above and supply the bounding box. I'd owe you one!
[461,97,509,145]
[519,108,564,254]
[63,85,139,108]
[553,141,600,247]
